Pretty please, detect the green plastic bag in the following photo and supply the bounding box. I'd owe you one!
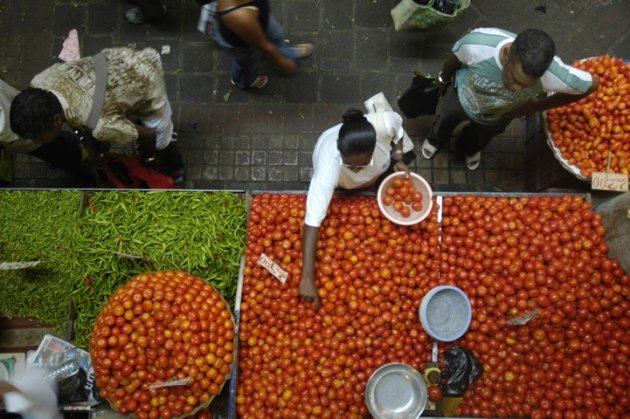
[391,0,470,32]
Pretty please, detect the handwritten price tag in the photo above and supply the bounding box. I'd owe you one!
[257,253,288,284]
[591,172,628,192]
[0,261,40,270]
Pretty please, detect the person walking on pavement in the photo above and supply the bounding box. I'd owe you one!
[10,47,185,185]
[422,27,599,171]
[299,109,413,308]
[212,0,314,90]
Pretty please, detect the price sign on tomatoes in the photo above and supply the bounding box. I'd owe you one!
[591,171,629,191]
[257,253,288,284]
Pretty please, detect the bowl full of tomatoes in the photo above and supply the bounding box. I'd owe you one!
[377,172,433,226]
[90,271,236,419]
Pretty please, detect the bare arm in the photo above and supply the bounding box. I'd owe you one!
[299,224,320,309]
[439,53,464,83]
[505,76,600,119]
[221,8,296,74]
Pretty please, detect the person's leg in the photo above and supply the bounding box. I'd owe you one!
[211,18,263,90]
[265,15,313,60]
[425,85,469,150]
[457,119,511,171]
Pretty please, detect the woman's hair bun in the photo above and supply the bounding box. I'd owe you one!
[341,109,365,124]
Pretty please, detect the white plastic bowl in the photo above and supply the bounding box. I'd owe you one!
[419,286,472,342]
[377,172,433,226]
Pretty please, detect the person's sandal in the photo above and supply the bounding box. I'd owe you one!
[231,75,269,90]
[465,152,482,171]
[421,139,439,160]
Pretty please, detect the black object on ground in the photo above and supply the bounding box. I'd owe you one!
[439,346,484,397]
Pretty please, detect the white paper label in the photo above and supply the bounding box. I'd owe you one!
[257,253,288,284]
[591,172,628,192]
[148,377,191,390]
[0,261,40,270]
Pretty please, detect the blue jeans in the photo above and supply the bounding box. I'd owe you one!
[212,10,299,89]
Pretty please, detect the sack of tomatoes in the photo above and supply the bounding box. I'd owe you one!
[89,271,236,419]
[546,55,630,179]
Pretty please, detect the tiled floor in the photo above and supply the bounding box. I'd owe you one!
[1,0,629,192]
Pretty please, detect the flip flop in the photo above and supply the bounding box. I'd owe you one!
[421,139,438,160]
[465,152,482,171]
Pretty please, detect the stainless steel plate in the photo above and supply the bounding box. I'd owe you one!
[365,363,427,419]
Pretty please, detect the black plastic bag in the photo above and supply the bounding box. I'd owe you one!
[439,346,484,397]
[397,71,439,119]
[57,368,90,404]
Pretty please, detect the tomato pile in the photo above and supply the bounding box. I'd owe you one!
[441,196,629,418]
[238,194,440,417]
[547,55,630,178]
[238,193,629,418]
[90,271,235,418]
[382,176,424,218]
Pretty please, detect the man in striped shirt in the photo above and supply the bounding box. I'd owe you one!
[421,28,598,171]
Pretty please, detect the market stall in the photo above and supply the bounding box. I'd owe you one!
[233,192,629,418]
[1,189,628,418]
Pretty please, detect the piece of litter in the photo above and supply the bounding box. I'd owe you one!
[223,91,231,102]
[161,45,170,55]
[58,29,81,62]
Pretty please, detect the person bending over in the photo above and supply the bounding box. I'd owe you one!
[10,47,185,185]
[299,109,413,308]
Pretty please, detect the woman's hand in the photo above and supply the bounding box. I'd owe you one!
[299,272,320,310]
[393,161,410,177]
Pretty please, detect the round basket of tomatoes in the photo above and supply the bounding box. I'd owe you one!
[545,55,630,180]
[377,172,433,226]
[90,271,236,419]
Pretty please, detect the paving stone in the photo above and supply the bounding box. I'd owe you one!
[354,29,389,72]
[203,150,218,165]
[234,166,250,181]
[179,103,209,134]
[321,0,354,30]
[218,165,233,180]
[251,166,266,181]
[319,73,362,104]
[235,150,250,165]
[283,70,319,103]
[267,167,284,182]
[285,1,320,33]
[179,73,214,103]
[88,2,119,34]
[268,151,283,165]
[218,150,234,165]
[252,151,266,165]
[355,0,392,28]
[283,151,298,166]
[300,167,313,182]
[283,166,299,182]
[202,166,219,180]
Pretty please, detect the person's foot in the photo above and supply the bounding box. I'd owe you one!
[171,170,187,188]
[125,5,167,24]
[231,75,269,90]
[291,43,315,59]
[421,139,439,159]
[465,151,482,171]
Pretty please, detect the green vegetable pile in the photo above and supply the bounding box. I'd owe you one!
[0,191,247,348]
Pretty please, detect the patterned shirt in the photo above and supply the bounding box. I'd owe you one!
[30,47,168,144]
[453,28,594,125]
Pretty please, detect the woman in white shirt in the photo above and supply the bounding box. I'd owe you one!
[299,109,412,308]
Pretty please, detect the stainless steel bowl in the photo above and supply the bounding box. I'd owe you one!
[365,363,428,419]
